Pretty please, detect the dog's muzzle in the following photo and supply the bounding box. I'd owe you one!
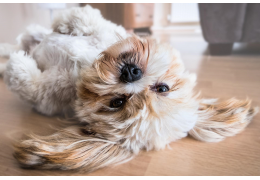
[120,64,142,83]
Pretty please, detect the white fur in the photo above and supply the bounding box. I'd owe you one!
[3,6,129,115]
[1,5,257,171]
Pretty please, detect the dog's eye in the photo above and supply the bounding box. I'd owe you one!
[156,84,169,93]
[110,98,125,108]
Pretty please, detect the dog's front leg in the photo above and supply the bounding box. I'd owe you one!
[4,51,41,104]
[4,51,76,116]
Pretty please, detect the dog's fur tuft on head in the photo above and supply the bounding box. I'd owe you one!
[0,5,258,172]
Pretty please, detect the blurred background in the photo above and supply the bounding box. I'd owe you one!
[0,3,260,56]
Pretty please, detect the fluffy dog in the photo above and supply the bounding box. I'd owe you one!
[0,5,258,172]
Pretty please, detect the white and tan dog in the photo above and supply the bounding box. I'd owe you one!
[0,5,258,172]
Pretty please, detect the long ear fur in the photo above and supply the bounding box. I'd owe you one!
[14,126,134,172]
[189,98,259,142]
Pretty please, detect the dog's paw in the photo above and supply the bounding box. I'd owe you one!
[3,51,41,103]
[4,51,40,84]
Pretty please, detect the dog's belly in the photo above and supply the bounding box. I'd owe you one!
[32,33,107,72]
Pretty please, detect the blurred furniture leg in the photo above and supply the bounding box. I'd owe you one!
[199,3,247,56]
[199,3,260,56]
[208,43,233,56]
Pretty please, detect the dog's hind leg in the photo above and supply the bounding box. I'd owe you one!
[4,51,42,104]
[0,25,51,58]
[4,51,76,116]
[17,25,52,54]
[0,25,51,75]
[189,98,259,142]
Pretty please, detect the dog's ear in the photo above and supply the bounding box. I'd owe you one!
[189,98,259,142]
[13,126,134,171]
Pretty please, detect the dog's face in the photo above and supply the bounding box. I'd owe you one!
[76,36,198,151]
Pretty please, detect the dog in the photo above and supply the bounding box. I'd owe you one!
[0,5,258,172]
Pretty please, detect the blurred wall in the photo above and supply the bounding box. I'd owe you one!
[0,3,172,44]
[153,3,171,28]
[0,3,79,44]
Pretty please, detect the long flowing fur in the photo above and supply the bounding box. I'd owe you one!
[1,5,258,172]
[14,126,134,172]
[189,98,259,142]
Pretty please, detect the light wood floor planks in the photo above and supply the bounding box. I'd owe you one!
[0,31,260,175]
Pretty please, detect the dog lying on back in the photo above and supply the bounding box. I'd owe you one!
[0,5,258,172]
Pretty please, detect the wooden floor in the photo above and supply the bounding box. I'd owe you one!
[0,30,260,175]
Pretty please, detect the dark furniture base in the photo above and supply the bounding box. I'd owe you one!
[208,43,233,56]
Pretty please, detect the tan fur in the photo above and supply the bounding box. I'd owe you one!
[14,126,133,171]
[189,98,259,142]
[2,5,257,173]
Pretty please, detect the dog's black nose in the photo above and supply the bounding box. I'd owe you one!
[120,64,142,83]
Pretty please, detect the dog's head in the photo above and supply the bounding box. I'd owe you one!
[76,35,198,151]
